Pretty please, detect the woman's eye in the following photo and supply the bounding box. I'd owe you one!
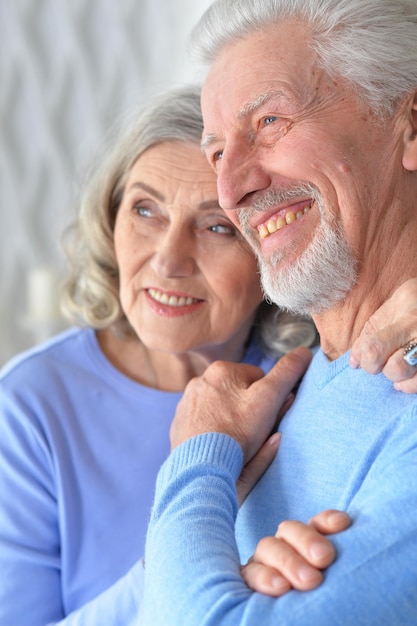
[208,223,235,235]
[134,205,153,217]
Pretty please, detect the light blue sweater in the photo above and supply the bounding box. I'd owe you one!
[0,327,277,625]
[141,349,417,625]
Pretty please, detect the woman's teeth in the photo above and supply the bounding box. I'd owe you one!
[148,288,198,307]
[258,206,310,240]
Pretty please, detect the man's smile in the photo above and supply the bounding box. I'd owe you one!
[257,201,312,239]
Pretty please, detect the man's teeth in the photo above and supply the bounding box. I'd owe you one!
[258,206,310,240]
[148,288,197,307]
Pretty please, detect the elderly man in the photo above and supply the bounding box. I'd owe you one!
[141,1,417,624]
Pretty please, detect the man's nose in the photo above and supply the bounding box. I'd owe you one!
[216,142,271,213]
[150,228,196,278]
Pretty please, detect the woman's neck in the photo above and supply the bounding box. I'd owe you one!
[96,328,250,392]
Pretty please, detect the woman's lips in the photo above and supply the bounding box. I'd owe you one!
[147,288,201,307]
[145,288,204,316]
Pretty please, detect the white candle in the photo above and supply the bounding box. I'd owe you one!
[27,267,60,321]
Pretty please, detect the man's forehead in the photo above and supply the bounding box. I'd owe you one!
[201,33,316,113]
[200,22,320,143]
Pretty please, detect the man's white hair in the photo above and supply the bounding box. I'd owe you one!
[190,0,417,118]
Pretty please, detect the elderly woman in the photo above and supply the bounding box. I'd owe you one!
[0,84,321,626]
[0,84,414,625]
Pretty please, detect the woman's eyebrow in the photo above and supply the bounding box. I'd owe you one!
[199,200,222,211]
[128,181,165,202]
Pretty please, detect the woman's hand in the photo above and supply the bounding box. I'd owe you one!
[350,278,417,392]
[171,348,311,464]
[236,432,282,506]
[236,391,296,505]
[241,509,351,596]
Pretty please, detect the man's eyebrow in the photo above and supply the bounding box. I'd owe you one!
[201,90,288,150]
[201,133,218,151]
[127,182,165,202]
[238,90,287,119]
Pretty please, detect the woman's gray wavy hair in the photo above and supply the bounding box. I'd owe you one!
[190,0,417,118]
[61,84,317,356]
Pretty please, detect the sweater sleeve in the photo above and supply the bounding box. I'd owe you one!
[0,391,144,626]
[140,430,417,626]
[45,564,145,626]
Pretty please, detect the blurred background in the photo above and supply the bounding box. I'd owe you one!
[0,0,212,364]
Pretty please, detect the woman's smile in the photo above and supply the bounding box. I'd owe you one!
[145,287,204,316]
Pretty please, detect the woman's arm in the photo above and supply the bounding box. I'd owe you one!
[351,278,417,392]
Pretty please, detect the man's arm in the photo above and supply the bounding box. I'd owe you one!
[140,352,417,626]
[141,430,417,626]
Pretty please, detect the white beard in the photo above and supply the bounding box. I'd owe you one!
[238,185,358,315]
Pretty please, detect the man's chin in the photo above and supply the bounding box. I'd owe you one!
[259,258,356,316]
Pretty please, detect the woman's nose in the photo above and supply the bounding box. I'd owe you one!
[150,227,196,278]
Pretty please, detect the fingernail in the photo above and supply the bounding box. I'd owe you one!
[309,541,333,562]
[349,356,359,368]
[298,564,320,582]
[269,432,282,446]
[271,575,289,592]
[327,511,349,525]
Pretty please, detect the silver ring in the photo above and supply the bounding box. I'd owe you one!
[403,342,417,367]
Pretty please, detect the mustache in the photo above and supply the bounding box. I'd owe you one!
[237,183,322,232]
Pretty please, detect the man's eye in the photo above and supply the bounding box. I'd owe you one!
[213,150,223,161]
[263,115,278,126]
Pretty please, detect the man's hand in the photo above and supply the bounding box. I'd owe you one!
[170,347,312,464]
[350,278,417,392]
[241,510,352,596]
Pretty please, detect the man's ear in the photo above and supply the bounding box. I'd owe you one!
[402,91,417,171]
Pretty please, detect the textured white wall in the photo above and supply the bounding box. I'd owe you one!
[0,0,212,363]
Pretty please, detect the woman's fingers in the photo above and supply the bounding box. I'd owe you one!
[236,433,281,506]
[241,558,292,596]
[308,509,352,535]
[252,532,326,590]
[242,510,351,596]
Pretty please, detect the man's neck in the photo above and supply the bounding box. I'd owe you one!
[313,270,416,361]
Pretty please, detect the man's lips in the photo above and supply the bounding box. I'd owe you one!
[255,200,313,240]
